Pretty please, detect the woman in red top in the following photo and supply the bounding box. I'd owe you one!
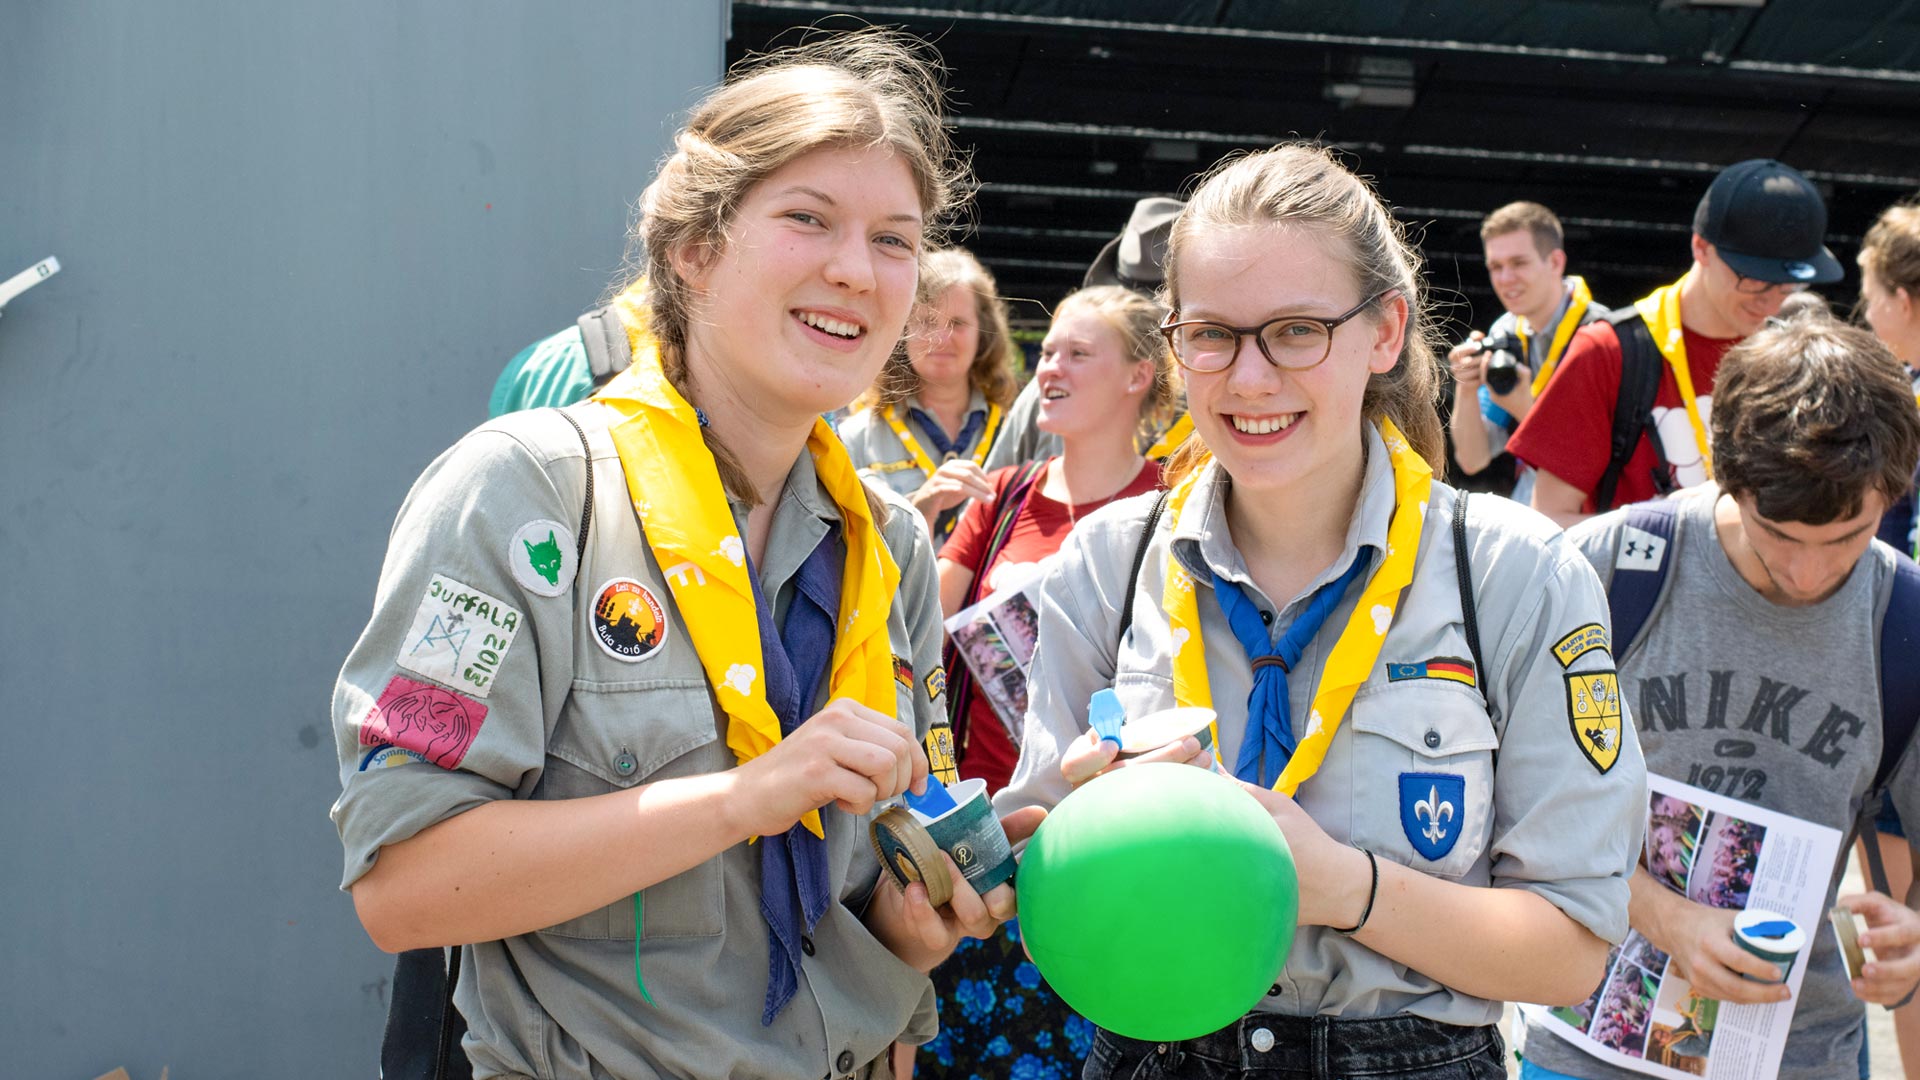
[937,284,1178,792]
[906,284,1174,1079]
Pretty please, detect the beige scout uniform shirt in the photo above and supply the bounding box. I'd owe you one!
[330,404,946,1080]
[837,388,997,500]
[995,424,1646,1028]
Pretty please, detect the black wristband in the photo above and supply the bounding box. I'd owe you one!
[1331,846,1379,936]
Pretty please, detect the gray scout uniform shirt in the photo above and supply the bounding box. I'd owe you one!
[838,387,999,501]
[1523,491,1920,1080]
[995,424,1647,1028]
[330,405,947,1080]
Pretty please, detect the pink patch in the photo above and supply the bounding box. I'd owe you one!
[361,675,488,769]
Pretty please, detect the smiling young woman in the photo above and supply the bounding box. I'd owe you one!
[995,143,1648,1080]
[328,32,1045,1080]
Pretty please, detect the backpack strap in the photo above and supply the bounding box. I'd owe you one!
[1451,492,1491,712]
[1840,556,1920,914]
[1604,499,1681,664]
[944,460,1049,735]
[1594,311,1673,513]
[1118,489,1173,648]
[576,305,632,387]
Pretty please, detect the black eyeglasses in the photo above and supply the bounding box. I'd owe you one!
[1159,289,1395,373]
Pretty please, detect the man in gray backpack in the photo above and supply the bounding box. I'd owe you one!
[1519,312,1920,1079]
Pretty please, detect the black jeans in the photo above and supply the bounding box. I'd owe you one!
[1083,1013,1506,1080]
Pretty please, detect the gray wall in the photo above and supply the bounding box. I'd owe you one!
[0,4,725,1075]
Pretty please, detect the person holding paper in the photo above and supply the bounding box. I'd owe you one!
[1520,309,1920,1080]
[995,143,1647,1080]
[897,285,1175,1080]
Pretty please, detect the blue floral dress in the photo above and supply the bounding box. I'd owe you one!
[916,917,1095,1080]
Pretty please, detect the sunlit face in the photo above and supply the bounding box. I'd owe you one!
[675,144,923,425]
[1034,306,1151,439]
[1859,261,1919,366]
[1693,238,1793,338]
[1171,224,1405,498]
[1732,491,1886,606]
[1483,229,1564,321]
[906,283,980,394]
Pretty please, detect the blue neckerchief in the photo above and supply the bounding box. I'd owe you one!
[1210,551,1371,787]
[907,405,986,461]
[750,525,842,1025]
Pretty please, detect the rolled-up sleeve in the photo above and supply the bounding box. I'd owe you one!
[330,425,577,889]
[1484,538,1646,944]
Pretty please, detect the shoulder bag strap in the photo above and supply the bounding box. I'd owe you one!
[1117,489,1173,649]
[1451,492,1491,712]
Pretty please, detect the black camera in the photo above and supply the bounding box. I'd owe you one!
[1473,332,1526,395]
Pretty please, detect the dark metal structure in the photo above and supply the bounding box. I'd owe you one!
[732,1,1920,329]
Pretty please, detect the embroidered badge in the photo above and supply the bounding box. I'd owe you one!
[1618,526,1669,573]
[396,575,523,698]
[358,743,428,772]
[1399,772,1466,862]
[1384,657,1477,688]
[510,519,577,598]
[1552,623,1612,668]
[924,666,947,703]
[1566,670,1623,774]
[925,722,960,785]
[591,577,669,662]
[361,676,488,769]
[894,654,914,690]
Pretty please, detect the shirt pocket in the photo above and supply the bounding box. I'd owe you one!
[1346,684,1499,880]
[536,679,728,941]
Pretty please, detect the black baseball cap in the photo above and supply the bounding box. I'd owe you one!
[1693,159,1842,285]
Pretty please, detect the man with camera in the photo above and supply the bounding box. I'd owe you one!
[1509,159,1845,526]
[1448,202,1607,501]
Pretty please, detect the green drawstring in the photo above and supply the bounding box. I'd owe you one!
[632,892,655,1005]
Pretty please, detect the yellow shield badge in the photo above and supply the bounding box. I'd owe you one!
[1565,671,1623,774]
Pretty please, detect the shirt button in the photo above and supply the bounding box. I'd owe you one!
[1259,610,1273,625]
[801,935,816,957]
[1268,983,1283,997]
[835,1050,855,1072]
[1424,730,1441,749]
[1250,1027,1275,1053]
[614,750,637,776]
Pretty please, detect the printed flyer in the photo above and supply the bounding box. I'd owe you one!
[943,563,1049,737]
[1522,774,1842,1080]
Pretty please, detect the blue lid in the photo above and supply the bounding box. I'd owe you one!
[1089,688,1127,747]
[905,773,959,817]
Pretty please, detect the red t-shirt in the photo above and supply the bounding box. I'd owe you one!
[1508,319,1737,511]
[938,458,1163,793]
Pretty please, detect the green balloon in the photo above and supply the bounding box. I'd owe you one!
[1018,763,1298,1042]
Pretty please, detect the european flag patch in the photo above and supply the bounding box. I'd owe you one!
[1385,656,1477,688]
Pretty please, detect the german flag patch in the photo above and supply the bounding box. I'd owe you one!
[1385,657,1477,688]
[893,654,913,690]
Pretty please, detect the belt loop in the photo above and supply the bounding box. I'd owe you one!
[1311,1015,1330,1080]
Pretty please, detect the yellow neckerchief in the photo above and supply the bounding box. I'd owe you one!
[881,398,1004,477]
[1632,271,1714,478]
[1144,412,1194,461]
[1163,419,1432,796]
[593,322,901,841]
[1515,275,1594,395]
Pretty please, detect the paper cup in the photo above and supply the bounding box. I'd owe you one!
[1732,908,1803,983]
[1118,707,1216,759]
[915,777,1018,892]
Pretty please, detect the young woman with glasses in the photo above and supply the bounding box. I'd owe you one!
[993,143,1648,1079]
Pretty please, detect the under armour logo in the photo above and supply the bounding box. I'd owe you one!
[1415,785,1455,844]
[1618,526,1668,572]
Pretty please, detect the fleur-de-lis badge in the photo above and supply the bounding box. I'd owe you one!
[1415,785,1455,844]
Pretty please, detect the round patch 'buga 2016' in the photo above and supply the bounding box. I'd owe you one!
[510,518,577,598]
[591,577,669,661]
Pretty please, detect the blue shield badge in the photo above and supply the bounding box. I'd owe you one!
[1399,772,1467,862]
